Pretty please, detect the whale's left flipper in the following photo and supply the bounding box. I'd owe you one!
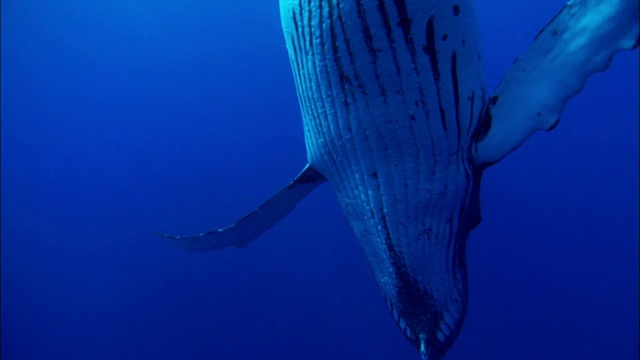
[473,0,639,166]
[157,164,326,252]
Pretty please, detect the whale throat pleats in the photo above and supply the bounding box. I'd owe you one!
[280,1,485,357]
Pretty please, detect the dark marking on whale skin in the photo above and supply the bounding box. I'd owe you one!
[356,0,388,101]
[473,95,499,143]
[422,16,448,132]
[377,0,403,76]
[378,206,445,358]
[468,91,476,135]
[423,17,440,83]
[464,168,483,232]
[336,0,368,96]
[452,5,461,17]
[393,0,418,64]
[451,50,461,144]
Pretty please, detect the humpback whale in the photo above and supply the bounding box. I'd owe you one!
[160,0,638,358]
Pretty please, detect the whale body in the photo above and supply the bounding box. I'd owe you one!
[160,1,639,358]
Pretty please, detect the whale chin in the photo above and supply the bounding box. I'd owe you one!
[329,165,482,358]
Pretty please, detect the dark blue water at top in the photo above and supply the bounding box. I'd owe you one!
[2,1,638,359]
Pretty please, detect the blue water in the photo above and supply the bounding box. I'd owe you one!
[2,1,638,359]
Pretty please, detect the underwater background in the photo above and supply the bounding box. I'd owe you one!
[2,1,638,359]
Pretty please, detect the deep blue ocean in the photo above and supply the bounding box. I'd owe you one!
[2,1,638,359]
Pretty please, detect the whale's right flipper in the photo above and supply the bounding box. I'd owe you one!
[472,0,639,166]
[158,164,326,252]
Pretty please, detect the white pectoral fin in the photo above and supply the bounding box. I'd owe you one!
[157,164,326,252]
[473,0,639,166]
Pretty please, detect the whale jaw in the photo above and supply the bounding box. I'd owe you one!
[331,166,482,358]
